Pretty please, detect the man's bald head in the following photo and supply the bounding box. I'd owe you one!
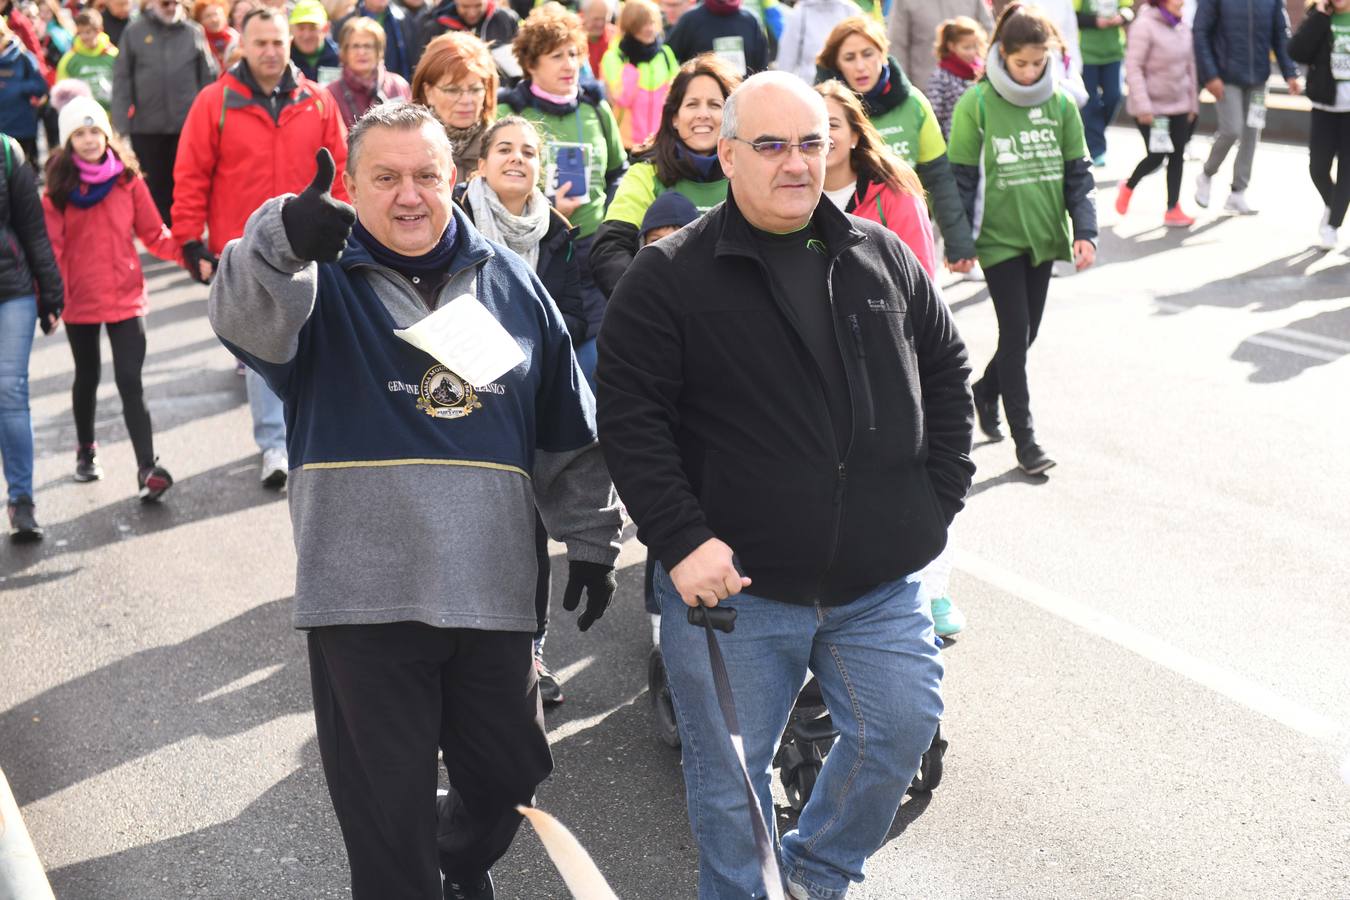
[720,71,828,144]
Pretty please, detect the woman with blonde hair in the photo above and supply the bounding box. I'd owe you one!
[816,15,976,273]
[410,30,498,182]
[599,0,678,147]
[325,16,412,127]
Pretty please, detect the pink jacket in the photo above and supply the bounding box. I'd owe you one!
[851,180,937,281]
[1125,6,1199,118]
[42,174,184,324]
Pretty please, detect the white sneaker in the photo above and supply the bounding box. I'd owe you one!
[1318,223,1339,250]
[650,613,661,647]
[260,446,288,488]
[1195,171,1212,208]
[1224,191,1257,215]
[1320,205,1332,228]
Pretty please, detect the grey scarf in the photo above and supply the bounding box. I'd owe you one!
[464,176,551,271]
[984,46,1057,108]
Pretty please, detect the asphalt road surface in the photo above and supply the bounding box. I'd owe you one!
[2,129,1348,899]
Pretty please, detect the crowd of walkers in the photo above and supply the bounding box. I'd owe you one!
[0,0,1340,896]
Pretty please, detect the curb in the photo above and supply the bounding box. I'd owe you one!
[0,768,54,900]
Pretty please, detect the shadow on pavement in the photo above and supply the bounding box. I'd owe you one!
[0,597,309,807]
[1233,303,1350,383]
[27,329,227,403]
[0,455,284,580]
[1154,249,1350,312]
[967,466,1048,498]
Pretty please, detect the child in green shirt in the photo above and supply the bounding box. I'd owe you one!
[947,1,1098,475]
[56,9,118,109]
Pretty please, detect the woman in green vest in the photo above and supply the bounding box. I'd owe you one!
[947,2,1098,476]
[498,1,627,383]
[816,15,976,272]
[589,53,739,297]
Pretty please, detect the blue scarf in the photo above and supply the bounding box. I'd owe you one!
[674,142,722,181]
[352,215,459,284]
[863,62,892,107]
[68,175,119,209]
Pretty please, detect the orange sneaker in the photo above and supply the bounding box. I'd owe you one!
[1114,184,1133,215]
[1164,205,1195,228]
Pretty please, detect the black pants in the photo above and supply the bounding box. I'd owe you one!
[308,622,552,899]
[1309,108,1350,229]
[533,513,550,643]
[974,254,1054,444]
[66,318,155,467]
[1127,115,1196,209]
[129,133,180,227]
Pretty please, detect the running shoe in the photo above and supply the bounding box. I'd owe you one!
[8,495,42,542]
[972,384,1004,442]
[444,872,494,900]
[1194,170,1212,208]
[1163,205,1195,228]
[1224,191,1257,215]
[1016,443,1057,476]
[137,461,174,502]
[1114,184,1133,215]
[1318,224,1339,250]
[260,447,288,488]
[930,596,967,637]
[74,444,102,482]
[536,653,564,707]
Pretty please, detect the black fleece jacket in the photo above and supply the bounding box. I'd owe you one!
[597,189,975,606]
[1289,8,1343,107]
[0,136,62,317]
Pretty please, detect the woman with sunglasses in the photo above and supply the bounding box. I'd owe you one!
[411,31,498,184]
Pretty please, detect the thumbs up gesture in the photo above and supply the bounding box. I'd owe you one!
[281,148,357,263]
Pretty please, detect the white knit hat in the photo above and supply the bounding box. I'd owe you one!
[58,96,113,148]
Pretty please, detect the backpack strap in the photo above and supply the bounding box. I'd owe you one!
[2,136,12,180]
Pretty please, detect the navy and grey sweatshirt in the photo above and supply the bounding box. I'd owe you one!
[210,197,623,631]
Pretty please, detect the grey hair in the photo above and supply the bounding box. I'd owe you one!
[346,100,454,172]
[720,71,829,141]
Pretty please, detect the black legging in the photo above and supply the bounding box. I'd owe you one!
[533,513,550,645]
[1127,114,1196,209]
[66,318,156,467]
[974,255,1054,444]
[1310,108,1350,230]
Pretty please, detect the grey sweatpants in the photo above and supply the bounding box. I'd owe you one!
[1203,82,1262,192]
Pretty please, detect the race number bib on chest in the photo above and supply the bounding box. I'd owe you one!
[1332,17,1350,81]
[713,35,746,76]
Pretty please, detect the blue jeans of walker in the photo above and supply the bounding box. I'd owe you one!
[245,365,286,452]
[0,296,37,502]
[655,565,944,899]
[1082,60,1123,160]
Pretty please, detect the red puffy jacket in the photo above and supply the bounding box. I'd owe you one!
[42,173,184,324]
[171,66,348,254]
[849,179,937,281]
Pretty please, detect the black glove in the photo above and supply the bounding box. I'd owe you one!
[37,298,62,335]
[281,148,356,263]
[182,240,218,285]
[562,561,617,632]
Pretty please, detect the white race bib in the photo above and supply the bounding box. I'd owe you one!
[713,35,747,77]
[394,294,526,388]
[1246,91,1266,131]
[1148,116,1174,154]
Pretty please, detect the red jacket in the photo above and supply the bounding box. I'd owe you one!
[42,173,185,324]
[850,179,937,281]
[171,65,348,254]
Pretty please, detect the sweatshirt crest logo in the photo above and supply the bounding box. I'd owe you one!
[417,366,481,419]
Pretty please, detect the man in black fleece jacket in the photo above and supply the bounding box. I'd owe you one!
[596,72,973,900]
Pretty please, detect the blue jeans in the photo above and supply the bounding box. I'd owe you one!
[245,366,286,452]
[0,296,37,502]
[574,337,597,394]
[656,565,944,899]
[1082,60,1123,160]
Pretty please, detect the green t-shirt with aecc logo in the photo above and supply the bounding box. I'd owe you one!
[603,160,728,228]
[868,91,947,168]
[946,82,1087,268]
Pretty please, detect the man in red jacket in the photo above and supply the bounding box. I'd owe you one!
[172,5,348,489]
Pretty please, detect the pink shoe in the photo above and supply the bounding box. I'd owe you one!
[1164,205,1195,228]
[1115,184,1133,215]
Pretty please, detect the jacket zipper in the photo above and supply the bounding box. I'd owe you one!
[846,314,877,433]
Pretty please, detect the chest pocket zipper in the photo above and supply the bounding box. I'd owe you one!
[846,314,877,432]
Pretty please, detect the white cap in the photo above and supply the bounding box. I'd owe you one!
[58,96,113,149]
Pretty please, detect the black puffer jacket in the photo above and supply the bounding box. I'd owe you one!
[598,188,975,606]
[455,186,587,346]
[0,136,62,317]
[1288,7,1342,107]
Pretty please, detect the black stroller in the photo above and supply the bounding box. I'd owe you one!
[648,641,947,811]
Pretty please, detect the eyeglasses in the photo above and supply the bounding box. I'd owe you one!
[433,84,488,100]
[730,137,831,159]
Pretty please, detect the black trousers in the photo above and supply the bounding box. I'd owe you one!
[308,622,552,899]
[974,254,1054,444]
[129,133,180,227]
[1127,114,1196,209]
[534,514,550,643]
[1309,108,1350,229]
[66,317,155,467]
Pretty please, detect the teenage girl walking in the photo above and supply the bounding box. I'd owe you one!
[42,97,181,499]
[947,2,1097,475]
[1290,0,1350,249]
[1116,0,1197,227]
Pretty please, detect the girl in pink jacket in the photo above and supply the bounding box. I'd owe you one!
[1115,0,1198,227]
[599,0,679,148]
[42,97,182,500]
